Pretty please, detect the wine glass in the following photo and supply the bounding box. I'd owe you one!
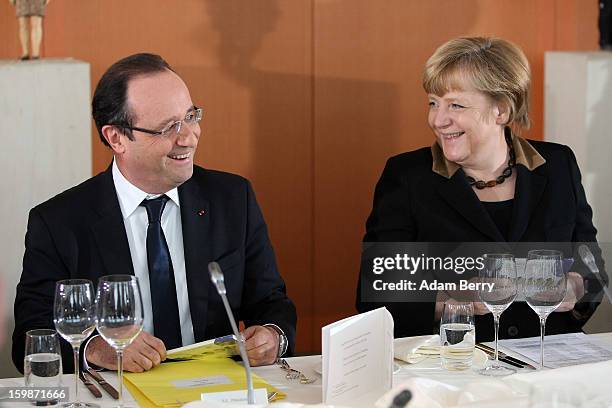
[95,275,144,407]
[523,250,567,369]
[54,279,97,408]
[477,254,518,376]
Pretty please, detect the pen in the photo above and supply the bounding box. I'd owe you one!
[476,344,536,369]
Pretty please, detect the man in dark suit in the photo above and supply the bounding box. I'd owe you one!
[13,53,296,373]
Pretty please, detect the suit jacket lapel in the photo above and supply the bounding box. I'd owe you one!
[178,176,211,342]
[437,170,505,241]
[90,167,135,277]
[508,165,547,241]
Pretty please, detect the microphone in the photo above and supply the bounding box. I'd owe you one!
[208,261,256,405]
[577,245,612,303]
[388,389,412,408]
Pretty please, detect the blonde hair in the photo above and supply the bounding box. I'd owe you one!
[423,37,531,132]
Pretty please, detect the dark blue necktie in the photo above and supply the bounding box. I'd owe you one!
[140,195,182,349]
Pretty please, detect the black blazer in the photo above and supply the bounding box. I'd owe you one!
[12,165,296,373]
[357,138,604,341]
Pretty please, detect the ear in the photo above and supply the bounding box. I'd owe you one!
[494,102,511,125]
[101,125,128,154]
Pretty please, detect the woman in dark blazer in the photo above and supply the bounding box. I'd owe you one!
[357,37,605,342]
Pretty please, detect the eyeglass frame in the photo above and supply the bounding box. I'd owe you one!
[110,106,203,137]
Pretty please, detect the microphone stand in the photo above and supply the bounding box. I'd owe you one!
[208,261,256,405]
[578,244,612,303]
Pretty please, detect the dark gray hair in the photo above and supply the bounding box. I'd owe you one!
[92,53,174,146]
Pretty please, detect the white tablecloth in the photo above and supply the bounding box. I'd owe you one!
[2,333,611,407]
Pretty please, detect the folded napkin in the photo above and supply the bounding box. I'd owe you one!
[505,359,612,406]
[374,378,526,408]
[375,360,612,407]
[394,335,440,363]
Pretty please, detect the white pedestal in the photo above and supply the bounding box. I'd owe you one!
[545,51,612,242]
[545,51,612,333]
[0,59,91,377]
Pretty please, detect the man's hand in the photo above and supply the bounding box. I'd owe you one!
[85,332,167,372]
[243,325,279,366]
[554,272,585,313]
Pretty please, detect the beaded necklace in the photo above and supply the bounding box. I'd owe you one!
[465,132,515,190]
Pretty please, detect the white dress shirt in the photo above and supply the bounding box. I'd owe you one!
[112,160,195,347]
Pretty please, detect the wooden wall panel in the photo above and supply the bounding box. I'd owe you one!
[0,0,599,354]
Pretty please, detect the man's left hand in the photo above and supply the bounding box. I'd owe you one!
[243,325,279,366]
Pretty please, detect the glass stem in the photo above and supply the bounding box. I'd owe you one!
[539,315,547,369]
[493,313,500,366]
[73,344,80,403]
[117,349,124,407]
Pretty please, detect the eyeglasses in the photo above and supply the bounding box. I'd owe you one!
[113,107,203,138]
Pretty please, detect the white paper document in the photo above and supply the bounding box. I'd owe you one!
[201,388,268,405]
[172,375,233,388]
[500,332,612,368]
[322,307,394,405]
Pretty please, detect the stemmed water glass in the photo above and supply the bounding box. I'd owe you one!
[54,279,98,408]
[523,250,567,369]
[95,275,144,407]
[477,254,518,376]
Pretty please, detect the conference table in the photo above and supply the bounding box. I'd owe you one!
[2,333,611,407]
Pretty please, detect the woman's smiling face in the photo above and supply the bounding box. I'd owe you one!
[428,89,505,166]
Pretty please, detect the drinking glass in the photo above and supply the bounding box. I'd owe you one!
[54,279,97,408]
[478,254,518,376]
[95,275,144,408]
[440,301,475,371]
[24,329,63,406]
[524,250,567,369]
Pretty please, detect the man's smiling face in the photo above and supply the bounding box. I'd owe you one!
[115,69,201,194]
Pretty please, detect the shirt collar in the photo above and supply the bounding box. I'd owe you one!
[112,159,180,219]
[431,129,546,179]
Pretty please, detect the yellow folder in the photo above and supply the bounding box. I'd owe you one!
[124,357,285,407]
[164,336,238,361]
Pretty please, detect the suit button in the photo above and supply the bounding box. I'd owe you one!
[507,326,519,337]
